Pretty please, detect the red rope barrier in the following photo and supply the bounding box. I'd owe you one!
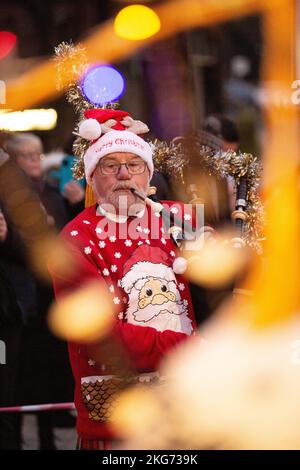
[0,402,75,413]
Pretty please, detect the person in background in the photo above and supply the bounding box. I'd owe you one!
[5,133,68,230]
[202,113,240,221]
[59,137,86,219]
[3,134,74,449]
[176,115,241,325]
[42,147,86,220]
[0,149,23,449]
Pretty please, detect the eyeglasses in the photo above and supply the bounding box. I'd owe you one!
[17,152,44,162]
[99,160,146,175]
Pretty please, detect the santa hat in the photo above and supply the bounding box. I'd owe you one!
[78,108,154,184]
[121,245,175,293]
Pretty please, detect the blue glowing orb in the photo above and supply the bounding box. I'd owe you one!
[81,65,125,105]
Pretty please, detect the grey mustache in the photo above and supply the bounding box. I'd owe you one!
[113,183,137,191]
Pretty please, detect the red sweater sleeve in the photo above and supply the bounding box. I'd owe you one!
[49,233,189,373]
[112,321,187,372]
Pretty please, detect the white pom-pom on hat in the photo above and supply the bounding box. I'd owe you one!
[78,119,102,141]
[173,257,188,274]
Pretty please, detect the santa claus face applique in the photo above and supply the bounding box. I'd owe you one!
[138,277,176,310]
[120,246,193,334]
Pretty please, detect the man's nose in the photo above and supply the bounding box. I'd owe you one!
[117,164,131,180]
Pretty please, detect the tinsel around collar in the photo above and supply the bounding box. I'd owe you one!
[152,138,264,254]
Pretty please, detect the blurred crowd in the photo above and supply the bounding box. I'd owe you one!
[0,132,85,449]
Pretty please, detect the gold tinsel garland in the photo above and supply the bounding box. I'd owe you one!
[200,148,264,254]
[54,42,118,180]
[53,42,91,113]
[151,139,187,183]
[152,138,264,254]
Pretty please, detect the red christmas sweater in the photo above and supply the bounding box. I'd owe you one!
[49,201,197,440]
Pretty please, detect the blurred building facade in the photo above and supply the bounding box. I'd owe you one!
[0,1,262,154]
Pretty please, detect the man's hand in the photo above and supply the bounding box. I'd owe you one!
[0,212,8,242]
[63,181,85,205]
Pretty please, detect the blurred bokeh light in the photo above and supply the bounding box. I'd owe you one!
[110,386,164,440]
[114,5,161,40]
[81,64,125,105]
[0,109,57,131]
[0,31,17,60]
[184,232,249,288]
[48,281,114,343]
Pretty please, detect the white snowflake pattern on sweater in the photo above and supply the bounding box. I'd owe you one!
[54,202,196,438]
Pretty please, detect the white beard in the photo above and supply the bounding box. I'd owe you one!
[124,288,193,335]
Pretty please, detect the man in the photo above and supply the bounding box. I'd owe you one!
[49,109,196,449]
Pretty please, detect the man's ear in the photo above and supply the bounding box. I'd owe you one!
[146,167,151,184]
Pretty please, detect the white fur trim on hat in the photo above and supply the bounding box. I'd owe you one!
[84,130,154,184]
[120,261,175,293]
